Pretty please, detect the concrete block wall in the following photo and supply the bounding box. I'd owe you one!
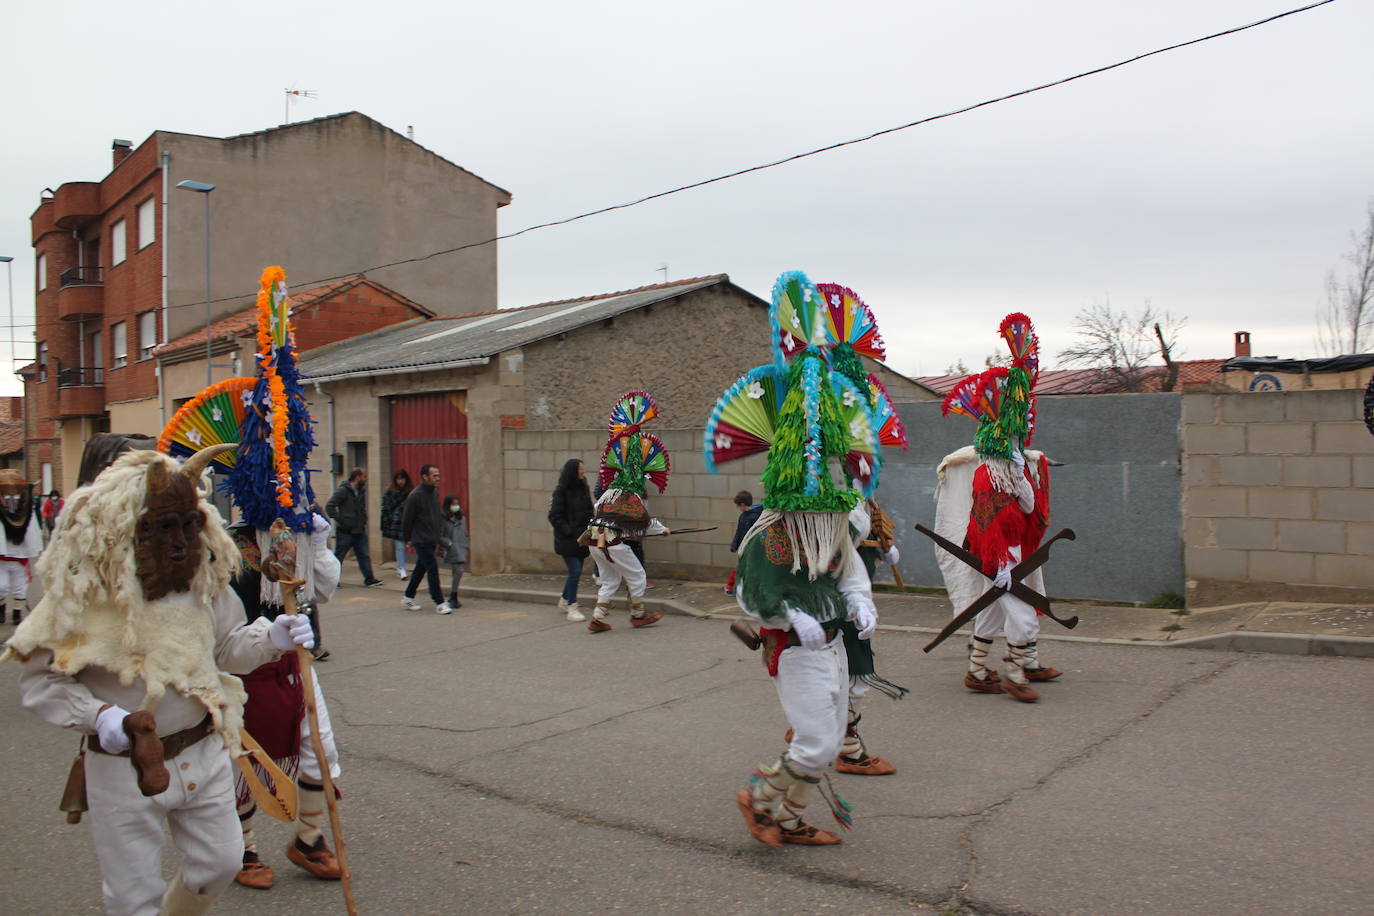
[502,427,766,581]
[1182,389,1374,606]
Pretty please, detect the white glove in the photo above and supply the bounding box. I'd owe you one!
[785,608,827,650]
[309,513,332,547]
[884,545,900,566]
[853,602,878,640]
[95,705,132,754]
[993,562,1014,591]
[1011,448,1026,471]
[270,613,315,651]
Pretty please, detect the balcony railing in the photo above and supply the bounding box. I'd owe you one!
[59,265,103,288]
[57,367,104,388]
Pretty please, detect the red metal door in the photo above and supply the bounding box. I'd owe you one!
[390,392,469,519]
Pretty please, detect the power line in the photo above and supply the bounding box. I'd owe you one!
[41,0,1351,322]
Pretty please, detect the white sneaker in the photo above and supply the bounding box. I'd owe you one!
[557,597,569,610]
[397,569,408,580]
[565,603,586,622]
[401,597,421,611]
[436,602,454,615]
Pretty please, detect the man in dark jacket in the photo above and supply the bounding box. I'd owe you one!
[401,464,451,614]
[326,468,382,587]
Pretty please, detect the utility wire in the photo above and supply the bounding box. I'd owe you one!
[55,0,1352,319]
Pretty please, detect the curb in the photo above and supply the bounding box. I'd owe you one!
[455,585,1374,659]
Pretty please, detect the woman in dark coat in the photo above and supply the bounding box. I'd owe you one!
[381,469,413,579]
[547,458,593,621]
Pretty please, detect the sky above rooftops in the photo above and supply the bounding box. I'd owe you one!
[2,0,1370,398]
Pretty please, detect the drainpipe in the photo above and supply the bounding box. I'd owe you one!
[158,149,170,428]
[313,380,337,491]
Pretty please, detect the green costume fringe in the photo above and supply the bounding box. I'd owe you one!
[736,531,847,626]
[762,353,858,515]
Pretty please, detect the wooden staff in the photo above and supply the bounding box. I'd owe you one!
[267,520,358,916]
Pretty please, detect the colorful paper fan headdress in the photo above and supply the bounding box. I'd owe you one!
[598,390,670,497]
[942,312,1040,459]
[704,270,880,511]
[160,266,318,531]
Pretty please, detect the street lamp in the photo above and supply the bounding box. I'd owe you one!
[0,256,13,376]
[175,180,215,384]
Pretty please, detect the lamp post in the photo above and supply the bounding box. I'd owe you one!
[175,180,215,384]
[0,256,13,376]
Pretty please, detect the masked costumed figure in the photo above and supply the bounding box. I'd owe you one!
[935,313,1059,703]
[159,266,345,890]
[583,390,671,633]
[705,271,884,847]
[0,469,43,625]
[3,445,315,916]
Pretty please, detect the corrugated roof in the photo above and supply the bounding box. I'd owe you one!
[299,275,735,382]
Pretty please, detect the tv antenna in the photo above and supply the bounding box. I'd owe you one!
[656,264,668,282]
[284,88,319,124]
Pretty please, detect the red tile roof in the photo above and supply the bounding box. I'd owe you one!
[918,359,1230,397]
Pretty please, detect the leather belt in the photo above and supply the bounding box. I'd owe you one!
[89,714,214,759]
[786,625,840,647]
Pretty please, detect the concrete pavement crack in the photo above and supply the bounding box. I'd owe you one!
[944,653,1245,915]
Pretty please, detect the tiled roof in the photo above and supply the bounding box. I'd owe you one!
[0,422,24,456]
[155,274,432,357]
[299,275,741,382]
[918,359,1229,397]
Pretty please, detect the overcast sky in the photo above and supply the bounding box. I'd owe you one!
[2,0,1370,399]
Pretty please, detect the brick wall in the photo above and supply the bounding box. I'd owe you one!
[501,427,766,580]
[1182,389,1374,605]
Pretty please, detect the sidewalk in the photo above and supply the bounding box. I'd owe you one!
[357,566,1374,658]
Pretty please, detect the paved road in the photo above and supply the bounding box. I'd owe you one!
[4,588,1372,915]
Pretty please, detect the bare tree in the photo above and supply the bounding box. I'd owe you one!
[1315,198,1374,356]
[1058,300,1186,393]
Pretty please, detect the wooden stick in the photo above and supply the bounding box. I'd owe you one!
[284,586,358,916]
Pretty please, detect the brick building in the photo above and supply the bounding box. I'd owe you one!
[24,112,509,493]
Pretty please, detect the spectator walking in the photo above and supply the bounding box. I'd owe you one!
[724,489,763,595]
[381,469,413,579]
[439,494,469,609]
[40,489,63,536]
[548,459,593,622]
[402,464,452,614]
[325,468,383,588]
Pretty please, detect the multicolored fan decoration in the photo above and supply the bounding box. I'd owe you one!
[867,374,909,451]
[997,312,1039,446]
[832,374,882,497]
[815,283,886,361]
[157,377,258,472]
[598,390,669,496]
[770,271,827,366]
[703,366,785,472]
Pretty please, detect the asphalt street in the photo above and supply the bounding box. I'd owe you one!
[4,587,1372,915]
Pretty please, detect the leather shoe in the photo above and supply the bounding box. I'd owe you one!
[630,611,663,628]
[835,754,896,776]
[779,823,843,845]
[1003,680,1039,703]
[587,618,612,633]
[964,672,1004,694]
[736,789,781,848]
[235,853,275,889]
[286,837,342,880]
[1025,666,1062,682]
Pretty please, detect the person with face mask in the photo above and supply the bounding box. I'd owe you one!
[0,470,43,625]
[438,494,469,610]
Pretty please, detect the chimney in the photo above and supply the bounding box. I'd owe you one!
[1234,331,1251,358]
[112,138,133,167]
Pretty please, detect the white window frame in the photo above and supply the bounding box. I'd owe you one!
[112,321,127,369]
[138,310,157,360]
[36,253,47,292]
[90,329,103,371]
[111,218,127,266]
[37,341,48,382]
[137,197,156,250]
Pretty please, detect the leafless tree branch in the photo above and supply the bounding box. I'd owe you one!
[1315,198,1374,356]
[1057,299,1186,392]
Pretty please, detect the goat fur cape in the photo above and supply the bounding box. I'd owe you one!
[2,450,246,751]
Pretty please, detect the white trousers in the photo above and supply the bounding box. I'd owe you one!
[774,634,849,775]
[85,734,242,916]
[298,676,341,782]
[0,559,28,601]
[972,591,1040,645]
[590,543,646,602]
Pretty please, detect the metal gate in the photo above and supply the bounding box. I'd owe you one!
[389,392,469,518]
